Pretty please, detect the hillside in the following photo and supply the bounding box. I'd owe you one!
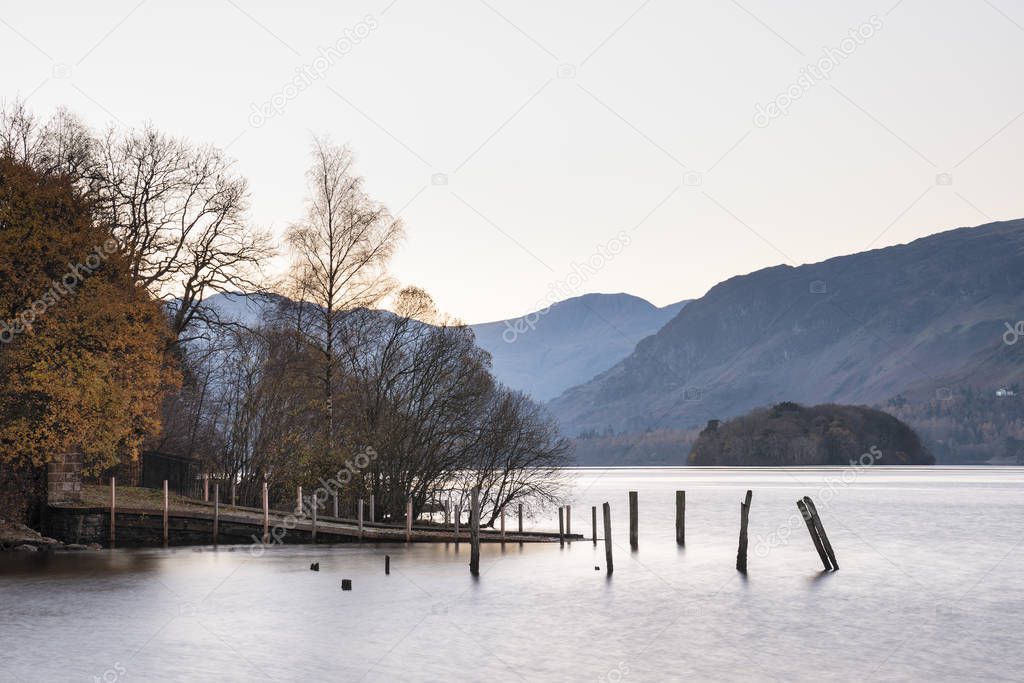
[551,219,1024,461]
[471,293,687,401]
[688,402,933,466]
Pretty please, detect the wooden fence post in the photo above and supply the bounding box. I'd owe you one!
[736,490,752,573]
[262,481,269,544]
[629,491,638,550]
[558,506,565,547]
[109,477,116,549]
[406,498,413,543]
[676,490,686,546]
[592,505,597,545]
[469,486,481,576]
[213,484,220,547]
[603,502,613,575]
[163,480,169,547]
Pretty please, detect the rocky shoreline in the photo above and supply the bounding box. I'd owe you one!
[0,519,100,552]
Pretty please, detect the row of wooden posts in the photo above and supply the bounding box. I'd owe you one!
[107,479,837,575]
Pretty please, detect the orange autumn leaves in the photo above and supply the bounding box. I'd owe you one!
[0,158,179,474]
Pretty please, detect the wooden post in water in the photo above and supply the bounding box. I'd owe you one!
[592,505,597,545]
[517,503,523,534]
[109,477,116,549]
[675,490,686,546]
[162,480,169,547]
[558,506,565,547]
[500,508,506,543]
[602,502,613,575]
[385,555,390,575]
[369,494,375,523]
[213,484,220,547]
[262,481,269,544]
[566,505,572,537]
[332,491,339,519]
[628,491,638,550]
[803,497,838,570]
[358,499,364,541]
[736,490,752,573]
[454,505,461,544]
[405,498,413,543]
[469,486,481,576]
[797,499,830,570]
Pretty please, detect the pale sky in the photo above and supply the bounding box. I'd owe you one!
[3,0,1022,323]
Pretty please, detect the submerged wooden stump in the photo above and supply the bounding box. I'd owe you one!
[803,496,838,570]
[628,491,638,550]
[603,502,613,575]
[736,490,752,573]
[797,499,831,570]
[675,490,685,546]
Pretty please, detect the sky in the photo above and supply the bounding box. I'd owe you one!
[2,0,1023,323]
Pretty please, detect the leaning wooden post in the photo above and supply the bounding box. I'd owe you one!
[261,481,269,544]
[558,506,565,547]
[628,491,638,550]
[592,505,597,545]
[675,490,686,546]
[358,499,364,542]
[804,497,838,570]
[517,503,523,534]
[109,476,116,549]
[162,480,169,547]
[736,490,752,573]
[602,502,613,575]
[213,484,220,547]
[797,499,831,570]
[469,486,481,576]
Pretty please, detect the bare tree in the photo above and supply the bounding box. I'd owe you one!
[286,138,403,445]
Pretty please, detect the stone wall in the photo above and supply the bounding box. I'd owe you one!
[47,452,83,504]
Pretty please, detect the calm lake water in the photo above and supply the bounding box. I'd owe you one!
[3,467,1024,682]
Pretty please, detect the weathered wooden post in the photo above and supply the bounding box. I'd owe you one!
[797,499,830,570]
[602,502,613,575]
[332,491,339,519]
[804,497,838,570]
[385,555,390,575]
[592,505,597,545]
[163,480,169,547]
[558,506,565,547]
[369,494,375,523]
[213,484,220,547]
[628,491,638,550]
[675,490,685,546]
[406,498,413,543]
[203,474,209,502]
[469,486,481,576]
[262,481,269,544]
[358,499,364,541]
[454,505,461,544]
[500,508,506,543]
[736,490,752,573]
[109,476,116,549]
[566,505,572,537]
[296,486,303,515]
[518,503,523,534]
[231,482,236,508]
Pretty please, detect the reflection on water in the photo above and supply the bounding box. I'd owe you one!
[3,467,1023,682]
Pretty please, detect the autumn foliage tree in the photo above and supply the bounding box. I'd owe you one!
[0,157,179,480]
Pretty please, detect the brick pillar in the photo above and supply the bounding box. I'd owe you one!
[47,452,83,504]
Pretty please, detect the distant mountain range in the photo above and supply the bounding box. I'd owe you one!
[550,219,1024,446]
[471,293,688,401]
